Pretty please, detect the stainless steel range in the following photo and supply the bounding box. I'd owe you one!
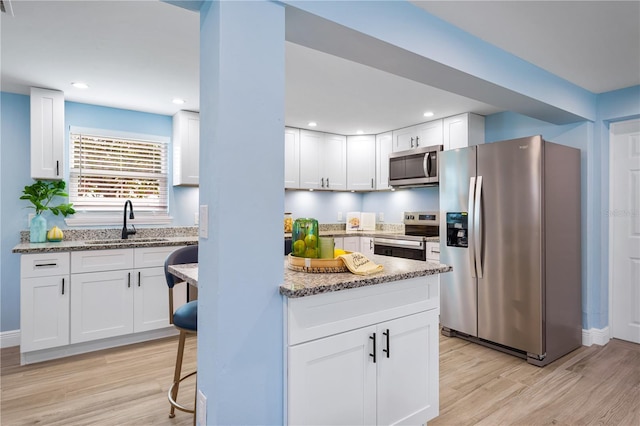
[373,211,439,261]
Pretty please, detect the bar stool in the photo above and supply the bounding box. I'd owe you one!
[164,245,198,419]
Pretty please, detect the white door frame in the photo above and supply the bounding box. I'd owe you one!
[608,118,640,343]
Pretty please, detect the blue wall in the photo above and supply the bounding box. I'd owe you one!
[0,93,199,333]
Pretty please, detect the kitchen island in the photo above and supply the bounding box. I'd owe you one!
[282,254,450,426]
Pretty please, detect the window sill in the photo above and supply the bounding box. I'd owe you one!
[65,213,173,227]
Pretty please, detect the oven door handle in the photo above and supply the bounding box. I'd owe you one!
[374,238,425,249]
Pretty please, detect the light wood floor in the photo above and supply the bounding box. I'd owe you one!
[1,334,638,425]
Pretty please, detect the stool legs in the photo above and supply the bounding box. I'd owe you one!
[169,330,187,418]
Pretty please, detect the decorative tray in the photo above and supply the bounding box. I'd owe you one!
[287,253,349,273]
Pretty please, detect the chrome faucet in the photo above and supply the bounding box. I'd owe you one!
[122,200,136,239]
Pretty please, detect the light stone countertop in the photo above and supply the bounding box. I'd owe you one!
[167,256,451,298]
[280,254,451,298]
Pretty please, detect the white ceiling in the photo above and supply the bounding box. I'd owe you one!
[1,1,638,136]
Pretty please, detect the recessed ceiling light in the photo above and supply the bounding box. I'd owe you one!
[423,111,434,117]
[71,82,89,89]
[308,122,317,127]
[356,130,364,135]
[172,98,186,105]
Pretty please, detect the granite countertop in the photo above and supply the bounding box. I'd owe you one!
[12,226,198,254]
[280,254,451,298]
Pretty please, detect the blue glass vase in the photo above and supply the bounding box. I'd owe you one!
[30,214,47,243]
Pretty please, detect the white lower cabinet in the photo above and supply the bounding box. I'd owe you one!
[20,252,70,352]
[361,236,375,257]
[286,276,440,425]
[71,269,134,343]
[70,246,184,343]
[342,236,360,252]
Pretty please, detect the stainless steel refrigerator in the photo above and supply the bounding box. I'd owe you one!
[439,135,582,366]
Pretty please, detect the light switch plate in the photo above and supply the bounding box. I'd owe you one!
[199,205,208,238]
[337,211,343,221]
[197,388,207,425]
[379,212,384,222]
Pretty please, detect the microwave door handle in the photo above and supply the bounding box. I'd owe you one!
[424,153,432,177]
[474,176,484,278]
[468,177,477,278]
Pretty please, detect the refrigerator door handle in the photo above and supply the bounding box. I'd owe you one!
[474,176,484,278]
[468,176,477,278]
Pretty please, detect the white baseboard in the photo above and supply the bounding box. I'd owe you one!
[1,329,20,348]
[582,327,610,346]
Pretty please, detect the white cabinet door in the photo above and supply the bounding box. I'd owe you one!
[376,132,393,190]
[173,111,200,186]
[284,127,300,188]
[299,130,322,189]
[20,275,69,352]
[443,114,468,151]
[334,237,344,250]
[343,236,360,253]
[288,325,377,426]
[416,119,443,148]
[322,133,347,190]
[377,310,440,425]
[360,237,375,258]
[392,125,418,152]
[70,270,134,343]
[30,87,64,180]
[443,113,485,151]
[134,266,170,332]
[347,135,376,191]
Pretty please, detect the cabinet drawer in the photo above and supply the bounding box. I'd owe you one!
[287,275,439,345]
[72,249,134,274]
[134,245,185,269]
[21,252,70,278]
[426,242,440,262]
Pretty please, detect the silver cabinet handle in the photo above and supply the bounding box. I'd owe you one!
[410,137,414,148]
[321,177,324,188]
[416,136,420,147]
[326,177,330,188]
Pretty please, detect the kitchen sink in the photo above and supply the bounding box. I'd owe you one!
[85,238,169,245]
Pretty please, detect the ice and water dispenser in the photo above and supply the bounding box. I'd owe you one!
[446,212,468,248]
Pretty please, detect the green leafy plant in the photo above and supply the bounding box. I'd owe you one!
[21,180,76,216]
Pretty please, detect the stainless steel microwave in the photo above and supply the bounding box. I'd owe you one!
[389,145,442,187]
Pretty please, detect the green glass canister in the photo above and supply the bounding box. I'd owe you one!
[291,218,319,258]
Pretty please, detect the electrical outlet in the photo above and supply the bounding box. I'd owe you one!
[379,212,384,222]
[197,388,207,425]
[337,212,343,221]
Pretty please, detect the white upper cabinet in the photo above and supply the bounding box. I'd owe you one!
[284,127,300,189]
[442,113,485,151]
[30,87,64,180]
[376,132,393,190]
[299,130,347,190]
[172,111,200,186]
[347,135,376,191]
[392,119,443,152]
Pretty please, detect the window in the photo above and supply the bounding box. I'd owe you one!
[68,128,169,218]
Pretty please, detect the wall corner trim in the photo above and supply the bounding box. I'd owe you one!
[582,327,610,347]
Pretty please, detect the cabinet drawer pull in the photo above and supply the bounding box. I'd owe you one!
[138,271,141,287]
[383,329,390,358]
[321,177,324,188]
[127,272,131,288]
[416,136,420,147]
[61,277,65,295]
[410,137,414,148]
[371,178,374,189]
[326,177,330,188]
[369,333,377,363]
[56,160,60,176]
[35,263,57,268]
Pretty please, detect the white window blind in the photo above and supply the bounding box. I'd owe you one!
[69,131,168,212]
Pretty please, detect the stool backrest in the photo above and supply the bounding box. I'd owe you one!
[165,245,198,325]
[164,245,198,289]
